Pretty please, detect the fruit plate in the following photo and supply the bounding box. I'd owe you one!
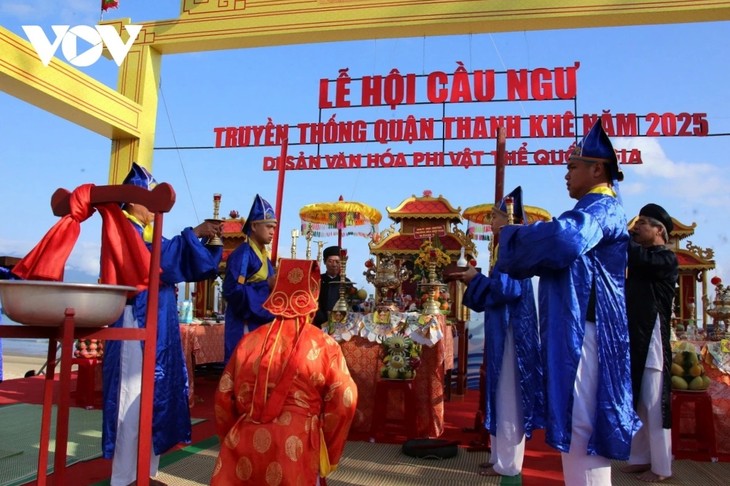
[672,389,709,393]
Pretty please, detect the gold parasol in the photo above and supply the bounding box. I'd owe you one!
[462,203,552,239]
[299,195,382,247]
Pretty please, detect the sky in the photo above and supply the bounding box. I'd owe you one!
[1,2,729,316]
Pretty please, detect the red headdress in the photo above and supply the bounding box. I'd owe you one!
[250,259,321,423]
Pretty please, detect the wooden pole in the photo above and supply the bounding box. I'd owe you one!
[470,126,507,450]
[270,139,289,263]
[495,126,506,205]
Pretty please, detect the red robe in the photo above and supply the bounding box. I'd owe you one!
[213,318,357,486]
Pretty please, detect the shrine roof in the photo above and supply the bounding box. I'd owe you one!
[669,218,697,239]
[387,191,462,223]
[675,249,715,270]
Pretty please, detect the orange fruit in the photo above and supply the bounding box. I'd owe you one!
[689,364,703,377]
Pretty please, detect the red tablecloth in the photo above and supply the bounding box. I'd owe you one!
[179,323,224,407]
[340,316,451,438]
[176,317,453,432]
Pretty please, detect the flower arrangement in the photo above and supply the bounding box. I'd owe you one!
[380,334,422,380]
[411,236,451,282]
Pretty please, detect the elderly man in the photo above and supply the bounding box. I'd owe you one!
[314,245,352,328]
[621,203,678,482]
[495,121,640,485]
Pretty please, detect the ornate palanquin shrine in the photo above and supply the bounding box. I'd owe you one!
[368,191,475,397]
[629,215,715,326]
[363,190,472,396]
[369,190,476,293]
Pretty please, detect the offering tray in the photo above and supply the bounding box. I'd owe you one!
[0,280,136,328]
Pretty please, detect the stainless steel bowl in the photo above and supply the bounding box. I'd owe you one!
[0,280,137,327]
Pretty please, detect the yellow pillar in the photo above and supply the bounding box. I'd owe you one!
[108,43,161,184]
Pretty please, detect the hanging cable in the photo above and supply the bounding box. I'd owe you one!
[488,33,528,118]
[158,78,201,223]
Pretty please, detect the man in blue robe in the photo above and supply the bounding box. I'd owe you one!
[222,194,277,363]
[102,163,222,486]
[452,186,545,478]
[495,121,640,485]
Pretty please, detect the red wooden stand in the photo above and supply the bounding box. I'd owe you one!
[370,379,418,440]
[0,183,175,486]
[671,390,718,460]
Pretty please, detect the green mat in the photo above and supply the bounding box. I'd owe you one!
[136,439,507,486]
[131,438,730,486]
[0,404,205,486]
[0,403,104,486]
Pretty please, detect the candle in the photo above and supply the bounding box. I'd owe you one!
[291,229,299,238]
[340,248,348,258]
[429,249,437,260]
[213,193,221,202]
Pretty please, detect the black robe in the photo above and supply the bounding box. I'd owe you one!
[314,273,352,327]
[626,240,678,429]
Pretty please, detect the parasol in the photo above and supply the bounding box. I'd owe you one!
[462,203,552,240]
[299,195,382,247]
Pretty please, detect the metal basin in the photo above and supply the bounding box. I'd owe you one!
[0,280,137,327]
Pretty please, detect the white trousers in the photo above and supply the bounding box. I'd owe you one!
[561,322,611,486]
[628,320,672,477]
[110,306,161,486]
[488,326,525,475]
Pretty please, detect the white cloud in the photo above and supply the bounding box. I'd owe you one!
[0,239,31,258]
[67,241,101,277]
[616,137,730,208]
[612,138,730,311]
[0,238,100,281]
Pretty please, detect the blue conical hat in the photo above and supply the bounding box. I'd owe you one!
[242,194,277,235]
[570,120,623,182]
[494,186,527,224]
[122,162,158,190]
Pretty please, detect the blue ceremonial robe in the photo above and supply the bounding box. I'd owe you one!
[222,242,275,363]
[495,192,640,460]
[102,226,222,458]
[463,270,545,438]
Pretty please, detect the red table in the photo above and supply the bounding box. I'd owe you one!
[179,322,225,407]
[330,312,452,438]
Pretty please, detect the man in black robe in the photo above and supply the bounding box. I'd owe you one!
[314,245,352,328]
[622,203,678,482]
